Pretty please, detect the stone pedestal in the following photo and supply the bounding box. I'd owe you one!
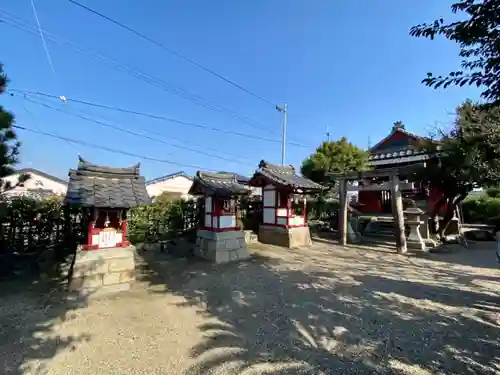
[348,218,361,243]
[69,246,136,297]
[445,217,460,236]
[258,225,312,248]
[496,231,500,263]
[419,214,430,240]
[195,230,249,263]
[404,208,427,252]
[244,230,258,245]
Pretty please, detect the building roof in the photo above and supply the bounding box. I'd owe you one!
[65,157,151,208]
[369,123,438,164]
[250,160,325,191]
[14,168,67,185]
[188,171,250,197]
[146,171,192,185]
[217,171,250,184]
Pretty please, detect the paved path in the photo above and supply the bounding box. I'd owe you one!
[1,242,499,374]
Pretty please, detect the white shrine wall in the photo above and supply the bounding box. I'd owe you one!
[263,185,276,224]
[205,196,212,228]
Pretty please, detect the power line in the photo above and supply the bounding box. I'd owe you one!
[30,0,55,74]
[68,0,277,108]
[21,95,256,166]
[9,88,309,147]
[13,124,222,172]
[0,11,281,135]
[21,94,82,153]
[22,95,255,164]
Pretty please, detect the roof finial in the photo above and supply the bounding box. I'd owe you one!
[392,121,405,132]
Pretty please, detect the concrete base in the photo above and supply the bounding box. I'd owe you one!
[258,225,312,249]
[69,246,135,297]
[195,230,249,264]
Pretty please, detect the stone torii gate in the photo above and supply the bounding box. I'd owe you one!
[328,166,419,254]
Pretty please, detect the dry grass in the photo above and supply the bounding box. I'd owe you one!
[0,241,499,374]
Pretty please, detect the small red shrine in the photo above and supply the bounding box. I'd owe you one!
[249,160,324,248]
[188,171,251,263]
[357,122,444,214]
[189,171,250,232]
[65,157,151,251]
[65,157,151,296]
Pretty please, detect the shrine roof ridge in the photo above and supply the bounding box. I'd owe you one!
[189,170,251,197]
[327,165,420,180]
[251,159,325,191]
[75,156,141,178]
[65,157,151,208]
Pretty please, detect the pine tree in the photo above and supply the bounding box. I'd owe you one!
[0,64,27,193]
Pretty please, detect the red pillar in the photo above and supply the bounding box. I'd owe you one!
[84,222,93,250]
[303,198,307,225]
[121,219,130,246]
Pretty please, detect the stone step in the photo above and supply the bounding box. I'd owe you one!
[364,227,394,235]
[364,231,395,239]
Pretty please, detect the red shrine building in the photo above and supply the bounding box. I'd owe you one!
[65,157,151,250]
[249,160,324,248]
[356,122,444,214]
[65,157,151,296]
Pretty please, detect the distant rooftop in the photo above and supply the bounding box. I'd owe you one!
[146,171,192,185]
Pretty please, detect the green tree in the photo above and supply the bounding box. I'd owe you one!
[301,137,370,185]
[410,0,500,103]
[154,191,183,203]
[0,64,26,193]
[414,100,500,238]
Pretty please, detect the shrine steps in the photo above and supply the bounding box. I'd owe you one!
[362,220,396,240]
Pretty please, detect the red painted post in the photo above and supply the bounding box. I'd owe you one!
[303,198,307,226]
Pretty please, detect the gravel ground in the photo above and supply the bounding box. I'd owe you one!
[0,241,499,375]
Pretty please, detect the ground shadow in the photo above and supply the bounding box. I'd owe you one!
[0,256,93,375]
[137,245,500,375]
[429,242,500,270]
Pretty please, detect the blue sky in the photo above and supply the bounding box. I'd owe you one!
[1,0,481,181]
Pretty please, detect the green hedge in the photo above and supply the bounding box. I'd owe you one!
[461,196,500,224]
[127,199,199,244]
[307,199,339,220]
[0,196,84,257]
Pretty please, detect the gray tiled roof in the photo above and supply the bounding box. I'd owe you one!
[65,157,151,208]
[189,171,250,197]
[252,160,325,191]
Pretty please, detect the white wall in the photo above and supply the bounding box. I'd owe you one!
[2,171,67,198]
[249,186,262,197]
[146,175,193,199]
[263,185,275,206]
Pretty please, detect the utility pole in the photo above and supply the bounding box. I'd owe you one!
[326,125,331,142]
[276,104,287,165]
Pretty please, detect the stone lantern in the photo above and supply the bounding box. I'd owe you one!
[404,207,427,252]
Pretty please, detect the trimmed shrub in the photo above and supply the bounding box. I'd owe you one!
[486,187,500,198]
[461,196,500,224]
[0,196,84,256]
[127,198,198,244]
